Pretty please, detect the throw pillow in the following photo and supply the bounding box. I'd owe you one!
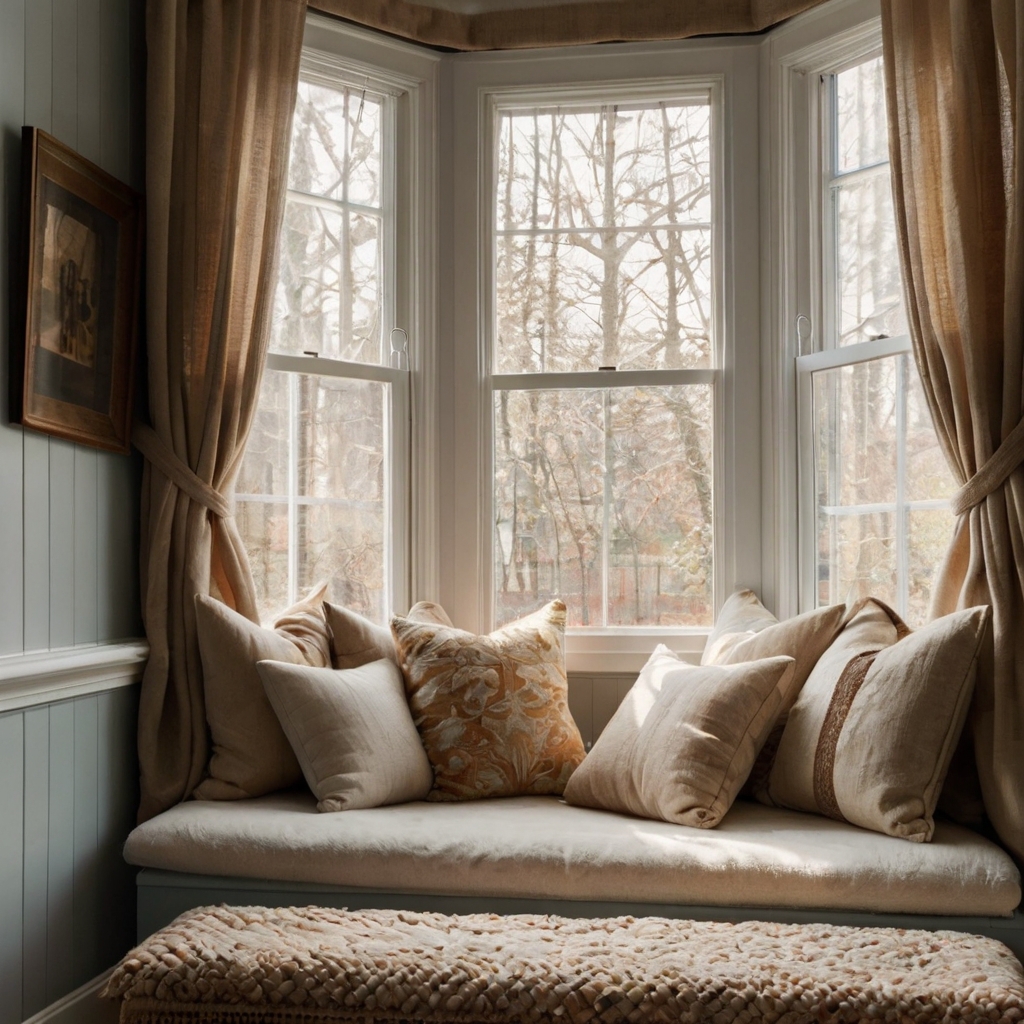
[766,598,991,841]
[563,645,796,827]
[702,589,847,798]
[257,657,433,812]
[326,600,453,670]
[391,599,586,801]
[193,584,332,801]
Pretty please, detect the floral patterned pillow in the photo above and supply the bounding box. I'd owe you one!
[391,600,585,801]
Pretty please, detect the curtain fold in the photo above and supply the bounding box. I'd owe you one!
[882,0,1024,860]
[307,0,826,51]
[138,0,306,821]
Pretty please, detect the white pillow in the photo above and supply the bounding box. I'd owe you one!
[257,657,433,812]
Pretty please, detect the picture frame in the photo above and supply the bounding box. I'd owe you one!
[11,127,142,454]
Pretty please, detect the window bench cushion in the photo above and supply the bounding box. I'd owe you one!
[122,790,1021,918]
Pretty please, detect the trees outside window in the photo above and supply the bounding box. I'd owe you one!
[491,96,718,628]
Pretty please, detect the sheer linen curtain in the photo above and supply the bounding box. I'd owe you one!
[137,0,306,821]
[882,0,1024,861]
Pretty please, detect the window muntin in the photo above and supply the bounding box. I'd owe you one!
[495,101,712,374]
[238,65,407,624]
[273,78,390,364]
[827,57,906,350]
[491,92,716,630]
[802,53,954,625]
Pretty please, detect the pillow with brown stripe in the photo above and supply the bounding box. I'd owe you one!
[765,599,990,841]
[702,589,847,799]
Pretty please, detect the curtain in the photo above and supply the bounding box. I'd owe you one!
[137,0,306,821]
[882,0,1024,860]
[307,0,826,51]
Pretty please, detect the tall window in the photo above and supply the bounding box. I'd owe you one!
[798,54,955,624]
[237,64,409,624]
[491,90,717,629]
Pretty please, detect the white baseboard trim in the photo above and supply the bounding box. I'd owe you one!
[0,640,148,714]
[22,970,118,1024]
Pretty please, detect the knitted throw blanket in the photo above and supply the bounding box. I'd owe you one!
[104,905,1024,1024]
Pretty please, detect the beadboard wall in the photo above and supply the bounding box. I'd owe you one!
[0,1,145,1022]
[0,0,144,659]
[0,683,140,1024]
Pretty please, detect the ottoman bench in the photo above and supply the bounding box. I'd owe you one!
[103,905,1024,1024]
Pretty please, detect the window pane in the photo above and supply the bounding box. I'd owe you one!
[495,98,713,372]
[836,56,888,174]
[818,511,897,610]
[272,201,381,362]
[496,229,711,372]
[237,370,389,624]
[289,80,382,208]
[814,357,898,510]
[493,385,712,629]
[835,171,907,346]
[812,354,955,624]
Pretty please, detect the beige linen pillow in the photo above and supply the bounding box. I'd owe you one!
[257,658,433,812]
[391,600,586,801]
[702,589,847,798]
[193,584,332,801]
[766,599,991,841]
[326,600,452,670]
[564,645,796,827]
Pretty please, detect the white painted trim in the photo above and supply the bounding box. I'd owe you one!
[0,640,147,714]
[21,969,117,1024]
[448,40,762,645]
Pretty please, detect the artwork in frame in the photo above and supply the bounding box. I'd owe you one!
[11,127,142,454]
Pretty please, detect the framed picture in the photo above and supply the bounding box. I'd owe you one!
[11,127,142,454]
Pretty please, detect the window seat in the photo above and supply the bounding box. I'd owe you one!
[125,789,1023,953]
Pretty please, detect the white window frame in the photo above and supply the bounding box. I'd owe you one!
[760,0,889,619]
[445,39,762,672]
[250,15,440,617]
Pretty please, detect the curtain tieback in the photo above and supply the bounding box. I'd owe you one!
[132,421,233,518]
[950,417,1024,516]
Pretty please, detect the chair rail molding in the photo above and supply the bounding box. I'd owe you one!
[0,640,148,714]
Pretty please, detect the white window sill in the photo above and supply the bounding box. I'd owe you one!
[565,630,707,675]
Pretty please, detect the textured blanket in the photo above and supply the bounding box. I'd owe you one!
[104,905,1024,1024]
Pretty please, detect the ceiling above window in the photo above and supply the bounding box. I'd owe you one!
[309,0,828,51]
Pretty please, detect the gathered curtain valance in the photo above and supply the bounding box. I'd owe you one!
[307,0,827,51]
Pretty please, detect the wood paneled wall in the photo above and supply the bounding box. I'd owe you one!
[0,0,143,658]
[0,686,139,1024]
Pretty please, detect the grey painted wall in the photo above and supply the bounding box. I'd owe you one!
[0,1,145,1021]
[0,0,144,658]
[0,687,139,1024]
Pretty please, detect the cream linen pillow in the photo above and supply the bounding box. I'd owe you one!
[391,600,586,801]
[766,599,991,841]
[702,589,847,798]
[257,657,433,812]
[193,584,332,801]
[326,600,452,669]
[564,645,795,827]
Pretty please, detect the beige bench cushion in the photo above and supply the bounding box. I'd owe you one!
[123,791,1021,917]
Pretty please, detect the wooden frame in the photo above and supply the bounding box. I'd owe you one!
[11,127,142,454]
